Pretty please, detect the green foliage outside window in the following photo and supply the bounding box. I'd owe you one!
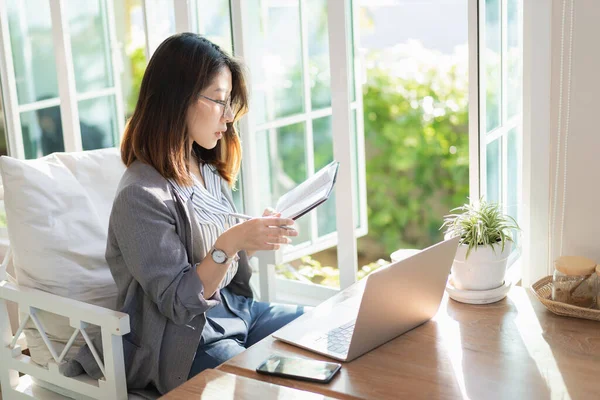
[276,256,389,287]
[363,46,469,254]
[277,45,470,286]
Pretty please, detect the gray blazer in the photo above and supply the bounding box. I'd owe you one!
[72,161,253,394]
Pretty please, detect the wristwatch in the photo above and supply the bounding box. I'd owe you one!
[210,246,237,264]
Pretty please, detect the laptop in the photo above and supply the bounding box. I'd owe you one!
[272,236,460,362]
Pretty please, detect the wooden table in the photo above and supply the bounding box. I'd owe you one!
[160,368,339,399]
[218,286,600,400]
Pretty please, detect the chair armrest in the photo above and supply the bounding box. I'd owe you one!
[0,280,129,336]
[0,279,131,399]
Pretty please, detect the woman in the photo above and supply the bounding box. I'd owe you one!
[64,33,303,394]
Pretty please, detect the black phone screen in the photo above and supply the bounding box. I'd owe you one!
[256,355,341,383]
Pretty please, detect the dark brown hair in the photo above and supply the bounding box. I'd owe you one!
[121,33,248,186]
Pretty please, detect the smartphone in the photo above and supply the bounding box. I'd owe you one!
[256,354,341,384]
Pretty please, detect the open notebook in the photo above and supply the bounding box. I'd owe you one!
[276,161,339,220]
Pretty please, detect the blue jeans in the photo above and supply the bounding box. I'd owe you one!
[188,289,305,379]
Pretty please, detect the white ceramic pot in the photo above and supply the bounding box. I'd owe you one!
[450,242,512,291]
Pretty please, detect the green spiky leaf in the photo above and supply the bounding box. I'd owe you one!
[440,198,521,259]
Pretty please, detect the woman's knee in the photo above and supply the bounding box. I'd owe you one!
[246,303,306,347]
[188,339,245,379]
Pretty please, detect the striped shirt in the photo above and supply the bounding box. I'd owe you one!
[169,163,239,289]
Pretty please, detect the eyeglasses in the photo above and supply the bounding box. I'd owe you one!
[198,94,233,118]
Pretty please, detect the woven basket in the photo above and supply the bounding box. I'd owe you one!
[531,275,600,322]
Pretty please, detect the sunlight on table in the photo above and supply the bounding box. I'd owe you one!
[511,290,571,400]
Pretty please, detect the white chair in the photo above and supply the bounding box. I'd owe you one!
[0,149,159,399]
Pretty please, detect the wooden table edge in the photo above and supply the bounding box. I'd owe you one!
[217,363,359,400]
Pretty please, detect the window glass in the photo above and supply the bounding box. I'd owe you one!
[486,138,501,204]
[506,0,522,120]
[7,0,60,105]
[68,0,114,93]
[78,95,118,150]
[484,0,501,132]
[312,116,336,236]
[306,0,331,109]
[247,0,304,124]
[196,0,233,55]
[20,106,65,158]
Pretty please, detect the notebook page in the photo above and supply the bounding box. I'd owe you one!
[278,183,331,219]
[276,173,329,213]
[275,164,334,213]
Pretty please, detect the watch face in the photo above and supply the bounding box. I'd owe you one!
[212,249,227,264]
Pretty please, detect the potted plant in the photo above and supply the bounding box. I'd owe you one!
[441,199,520,291]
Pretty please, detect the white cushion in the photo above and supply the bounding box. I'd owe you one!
[0,148,126,366]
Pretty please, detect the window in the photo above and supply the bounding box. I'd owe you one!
[357,0,469,272]
[0,0,366,304]
[234,0,366,276]
[4,0,63,158]
[195,1,233,56]
[230,0,366,301]
[0,0,124,158]
[68,0,121,151]
[472,0,523,265]
[145,0,175,56]
[0,0,527,301]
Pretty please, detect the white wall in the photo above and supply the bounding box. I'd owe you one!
[548,0,600,265]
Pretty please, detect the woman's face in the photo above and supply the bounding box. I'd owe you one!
[186,66,234,151]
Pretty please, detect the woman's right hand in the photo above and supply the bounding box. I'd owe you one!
[217,217,298,255]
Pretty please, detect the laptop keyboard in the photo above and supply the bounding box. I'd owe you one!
[314,320,356,354]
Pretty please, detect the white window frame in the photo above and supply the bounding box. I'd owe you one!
[477,0,522,211]
[0,0,125,158]
[468,0,480,202]
[50,0,83,152]
[472,0,554,287]
[470,0,525,285]
[521,0,551,286]
[0,0,24,158]
[173,0,194,33]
